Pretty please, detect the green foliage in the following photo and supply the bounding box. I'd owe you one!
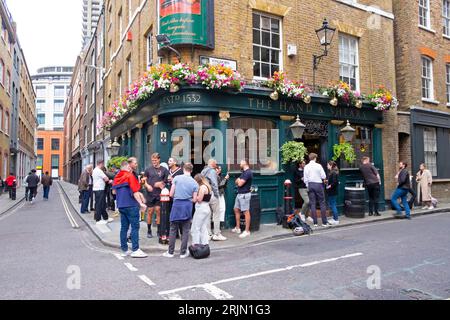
[332,143,356,163]
[281,141,308,165]
[107,156,128,170]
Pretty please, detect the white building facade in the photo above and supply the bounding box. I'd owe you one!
[82,0,102,48]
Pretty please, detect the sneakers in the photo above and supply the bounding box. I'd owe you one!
[212,234,227,241]
[163,252,174,258]
[239,231,251,239]
[422,206,429,210]
[322,223,333,228]
[121,250,132,257]
[307,217,314,224]
[329,219,339,226]
[112,212,120,218]
[147,232,153,239]
[313,224,319,228]
[131,249,148,258]
[427,206,434,210]
[107,218,114,223]
[96,220,108,225]
[180,252,190,259]
[231,228,242,234]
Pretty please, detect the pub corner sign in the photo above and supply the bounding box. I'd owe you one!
[159,0,215,49]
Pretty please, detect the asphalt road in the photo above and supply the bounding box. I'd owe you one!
[0,185,449,300]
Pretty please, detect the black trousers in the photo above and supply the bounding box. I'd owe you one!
[94,190,108,222]
[168,220,191,255]
[89,185,94,210]
[367,183,381,214]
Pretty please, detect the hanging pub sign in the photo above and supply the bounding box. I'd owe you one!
[159,0,215,49]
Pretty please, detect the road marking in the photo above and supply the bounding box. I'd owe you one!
[138,275,156,286]
[124,263,138,272]
[114,253,125,260]
[57,184,79,229]
[163,293,184,300]
[158,252,363,299]
[0,202,25,222]
[202,284,234,300]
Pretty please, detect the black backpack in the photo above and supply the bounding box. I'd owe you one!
[189,244,210,259]
[288,215,313,235]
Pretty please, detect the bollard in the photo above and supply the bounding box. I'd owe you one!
[159,187,171,245]
[283,180,293,228]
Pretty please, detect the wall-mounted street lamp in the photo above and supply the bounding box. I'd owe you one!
[290,115,307,140]
[313,18,336,91]
[106,137,121,157]
[156,34,182,62]
[341,120,356,142]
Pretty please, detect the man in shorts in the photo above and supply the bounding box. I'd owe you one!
[232,160,254,239]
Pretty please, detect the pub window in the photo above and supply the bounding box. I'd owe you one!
[338,125,373,169]
[419,0,431,28]
[339,34,360,91]
[146,31,153,68]
[172,115,213,129]
[228,117,276,171]
[423,127,437,176]
[252,12,281,79]
[421,56,434,100]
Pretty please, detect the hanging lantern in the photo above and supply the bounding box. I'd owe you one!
[340,120,356,142]
[330,97,338,106]
[170,83,180,93]
[355,100,363,109]
[270,91,279,101]
[303,95,312,104]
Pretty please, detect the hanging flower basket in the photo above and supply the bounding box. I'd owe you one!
[319,81,362,107]
[264,71,311,102]
[367,86,398,111]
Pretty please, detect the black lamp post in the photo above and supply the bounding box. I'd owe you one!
[156,34,182,62]
[290,115,306,141]
[313,18,336,91]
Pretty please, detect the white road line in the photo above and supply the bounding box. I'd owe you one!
[113,253,125,260]
[202,284,234,300]
[58,184,79,229]
[158,252,363,298]
[138,275,156,286]
[124,263,138,272]
[162,293,184,300]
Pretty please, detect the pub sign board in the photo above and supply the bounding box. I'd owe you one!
[159,0,215,49]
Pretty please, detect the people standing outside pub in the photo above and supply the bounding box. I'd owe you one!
[41,172,53,201]
[113,160,148,258]
[416,163,433,210]
[202,159,226,241]
[164,163,198,259]
[79,165,93,214]
[304,154,332,228]
[391,161,412,220]
[25,170,40,204]
[216,165,229,229]
[233,159,254,239]
[359,157,382,216]
[143,153,169,239]
[168,157,184,236]
[92,160,112,225]
[294,161,312,222]
[191,174,213,247]
[326,161,340,225]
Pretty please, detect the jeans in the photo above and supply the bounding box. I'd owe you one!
[192,202,212,245]
[308,183,329,225]
[80,190,91,213]
[168,220,191,255]
[94,190,108,222]
[119,206,140,252]
[299,188,310,216]
[43,186,50,199]
[328,195,339,221]
[391,188,411,217]
[367,183,381,214]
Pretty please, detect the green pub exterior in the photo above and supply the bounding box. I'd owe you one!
[110,86,386,228]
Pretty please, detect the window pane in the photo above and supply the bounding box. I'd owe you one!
[261,47,270,62]
[253,29,260,45]
[253,62,261,77]
[252,13,260,29]
[262,31,270,46]
[272,33,280,48]
[271,50,279,64]
[253,46,260,61]
[261,63,270,78]
[261,17,270,30]
[271,19,280,33]
[51,139,60,151]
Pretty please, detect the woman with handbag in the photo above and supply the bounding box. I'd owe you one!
[416,163,433,210]
[191,174,212,248]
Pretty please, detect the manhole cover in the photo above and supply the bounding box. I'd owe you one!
[401,289,439,300]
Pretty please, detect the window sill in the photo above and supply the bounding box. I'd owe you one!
[447,103,450,108]
[418,25,436,34]
[443,34,450,40]
[422,98,440,105]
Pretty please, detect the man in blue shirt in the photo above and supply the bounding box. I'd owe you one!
[232,160,253,239]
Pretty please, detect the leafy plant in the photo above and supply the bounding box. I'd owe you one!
[332,143,356,164]
[281,141,308,165]
[107,156,129,170]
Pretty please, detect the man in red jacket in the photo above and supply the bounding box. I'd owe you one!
[113,158,148,258]
[5,173,17,200]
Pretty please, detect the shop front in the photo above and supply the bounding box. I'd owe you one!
[110,86,386,228]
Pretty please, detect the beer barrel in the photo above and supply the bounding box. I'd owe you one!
[344,187,366,218]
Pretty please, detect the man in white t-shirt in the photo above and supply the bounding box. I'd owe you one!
[92,160,112,225]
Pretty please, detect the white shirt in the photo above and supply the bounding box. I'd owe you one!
[92,167,108,191]
[304,160,326,188]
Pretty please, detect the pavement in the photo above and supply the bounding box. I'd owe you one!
[0,186,26,215]
[1,183,449,300]
[57,180,450,252]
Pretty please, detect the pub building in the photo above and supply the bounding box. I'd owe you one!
[109,86,386,227]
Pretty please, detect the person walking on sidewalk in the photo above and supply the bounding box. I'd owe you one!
[25,170,40,204]
[326,161,340,226]
[304,153,332,228]
[164,163,198,259]
[232,160,254,239]
[41,172,53,201]
[92,160,112,225]
[391,161,412,220]
[143,153,169,239]
[23,172,30,201]
[202,159,226,241]
[416,163,433,210]
[294,161,312,222]
[5,173,17,200]
[359,157,382,217]
[216,165,230,229]
[113,161,148,258]
[79,165,93,214]
[191,174,213,248]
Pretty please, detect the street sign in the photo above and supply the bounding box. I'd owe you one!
[199,56,237,71]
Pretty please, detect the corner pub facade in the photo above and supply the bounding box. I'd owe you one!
[105,0,399,227]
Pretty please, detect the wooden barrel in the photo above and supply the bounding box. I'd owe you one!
[344,187,366,218]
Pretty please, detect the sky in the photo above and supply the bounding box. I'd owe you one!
[6,0,82,75]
